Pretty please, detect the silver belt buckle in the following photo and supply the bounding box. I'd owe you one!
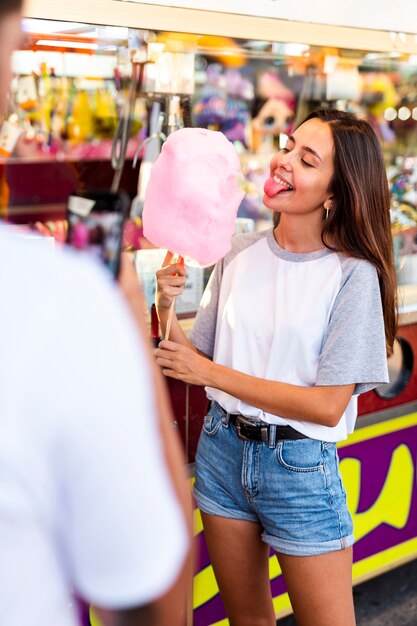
[235,415,268,443]
[235,415,252,441]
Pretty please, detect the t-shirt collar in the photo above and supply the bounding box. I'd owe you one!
[266,228,334,262]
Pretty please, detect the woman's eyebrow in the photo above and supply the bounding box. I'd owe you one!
[287,135,322,162]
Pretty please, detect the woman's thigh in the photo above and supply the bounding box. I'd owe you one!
[201,513,276,626]
[277,547,355,626]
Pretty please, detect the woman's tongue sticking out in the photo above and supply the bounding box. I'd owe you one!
[264,176,293,198]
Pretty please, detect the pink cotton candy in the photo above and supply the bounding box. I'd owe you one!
[143,127,245,266]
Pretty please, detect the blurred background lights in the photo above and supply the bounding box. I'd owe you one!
[384,107,397,121]
[398,106,411,121]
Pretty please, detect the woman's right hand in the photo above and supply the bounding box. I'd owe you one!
[156,251,186,312]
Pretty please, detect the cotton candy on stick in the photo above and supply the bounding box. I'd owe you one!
[143,127,245,340]
[143,127,245,267]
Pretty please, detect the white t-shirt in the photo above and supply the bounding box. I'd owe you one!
[190,229,389,442]
[0,228,188,626]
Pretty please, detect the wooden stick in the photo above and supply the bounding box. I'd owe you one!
[164,297,175,341]
[163,253,183,341]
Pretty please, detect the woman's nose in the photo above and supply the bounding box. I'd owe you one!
[271,150,293,172]
[278,154,292,170]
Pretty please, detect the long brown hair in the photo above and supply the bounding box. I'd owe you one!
[304,109,398,356]
[277,109,397,356]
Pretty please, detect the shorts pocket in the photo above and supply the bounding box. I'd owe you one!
[202,411,224,437]
[277,439,324,473]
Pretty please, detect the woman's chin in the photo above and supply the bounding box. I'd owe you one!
[263,193,282,211]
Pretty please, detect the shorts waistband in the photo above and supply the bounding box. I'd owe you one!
[210,402,308,443]
[229,414,308,443]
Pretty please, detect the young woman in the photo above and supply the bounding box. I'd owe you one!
[155,109,397,626]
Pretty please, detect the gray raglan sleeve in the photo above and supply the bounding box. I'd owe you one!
[316,258,389,395]
[188,258,224,357]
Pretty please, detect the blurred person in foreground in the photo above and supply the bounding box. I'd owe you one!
[0,2,191,625]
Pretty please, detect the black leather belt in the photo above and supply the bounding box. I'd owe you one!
[229,414,308,443]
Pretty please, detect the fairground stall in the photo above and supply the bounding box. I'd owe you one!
[5,1,417,623]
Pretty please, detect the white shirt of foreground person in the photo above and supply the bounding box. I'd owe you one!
[0,228,188,626]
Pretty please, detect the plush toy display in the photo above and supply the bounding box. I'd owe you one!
[250,71,295,153]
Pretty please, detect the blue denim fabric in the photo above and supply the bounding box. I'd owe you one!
[194,401,354,557]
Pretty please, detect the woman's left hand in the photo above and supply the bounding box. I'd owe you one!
[156,340,213,386]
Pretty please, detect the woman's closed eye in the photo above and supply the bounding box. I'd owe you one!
[282,146,315,168]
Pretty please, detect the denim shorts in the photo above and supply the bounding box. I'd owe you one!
[194,401,354,557]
